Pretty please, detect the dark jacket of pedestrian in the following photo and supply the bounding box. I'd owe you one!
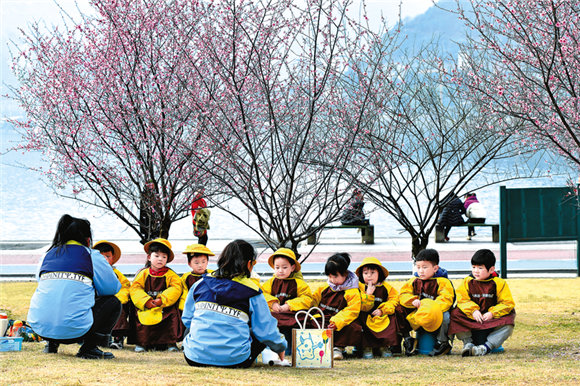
[438,197,466,226]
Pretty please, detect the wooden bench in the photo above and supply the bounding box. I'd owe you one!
[308,224,375,245]
[435,223,499,243]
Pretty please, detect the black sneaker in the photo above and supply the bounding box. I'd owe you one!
[76,346,115,359]
[43,341,59,354]
[403,337,417,356]
[428,341,452,357]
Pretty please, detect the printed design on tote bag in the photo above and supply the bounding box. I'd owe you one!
[295,332,324,360]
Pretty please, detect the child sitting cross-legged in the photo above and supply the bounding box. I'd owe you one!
[396,248,455,356]
[262,248,313,355]
[311,253,362,361]
[356,257,399,359]
[129,238,183,352]
[449,249,515,356]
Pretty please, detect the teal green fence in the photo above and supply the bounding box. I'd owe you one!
[499,186,580,278]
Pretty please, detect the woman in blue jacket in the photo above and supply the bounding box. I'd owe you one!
[27,214,121,359]
[182,239,287,368]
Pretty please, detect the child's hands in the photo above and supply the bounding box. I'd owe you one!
[482,311,494,321]
[328,323,337,330]
[279,304,290,312]
[472,310,484,323]
[371,309,383,317]
[272,302,281,312]
[366,283,376,295]
[145,298,163,309]
[412,299,421,308]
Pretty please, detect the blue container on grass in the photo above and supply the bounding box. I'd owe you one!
[415,328,437,355]
[0,337,23,352]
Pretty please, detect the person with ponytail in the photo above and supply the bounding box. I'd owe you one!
[181,240,287,368]
[27,214,122,359]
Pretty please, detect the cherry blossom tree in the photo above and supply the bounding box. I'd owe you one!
[449,0,580,169]
[172,0,402,257]
[7,0,213,243]
[352,43,548,258]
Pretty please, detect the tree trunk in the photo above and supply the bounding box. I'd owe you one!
[411,236,430,260]
[159,217,172,240]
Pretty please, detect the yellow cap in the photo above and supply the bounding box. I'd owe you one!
[355,257,389,279]
[182,244,215,256]
[268,248,301,272]
[143,238,174,263]
[137,307,163,325]
[93,240,122,265]
[408,298,443,332]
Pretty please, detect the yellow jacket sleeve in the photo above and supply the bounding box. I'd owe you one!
[456,277,480,318]
[130,269,152,311]
[159,270,183,307]
[399,277,419,308]
[178,272,192,311]
[311,283,323,308]
[329,288,361,332]
[286,279,314,311]
[113,268,131,304]
[435,277,455,313]
[359,282,374,312]
[488,278,515,318]
[377,284,399,316]
[261,277,280,308]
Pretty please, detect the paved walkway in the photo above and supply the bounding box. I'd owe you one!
[1,235,578,280]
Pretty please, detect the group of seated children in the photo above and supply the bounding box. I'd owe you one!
[260,247,515,360]
[94,238,516,360]
[93,238,214,352]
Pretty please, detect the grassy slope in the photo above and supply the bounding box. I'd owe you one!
[1,278,579,385]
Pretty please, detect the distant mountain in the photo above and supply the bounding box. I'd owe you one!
[397,1,469,58]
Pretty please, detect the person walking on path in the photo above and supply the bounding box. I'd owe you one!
[191,190,210,246]
[27,214,122,359]
[437,194,466,242]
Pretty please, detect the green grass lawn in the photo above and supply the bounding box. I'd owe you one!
[1,279,579,385]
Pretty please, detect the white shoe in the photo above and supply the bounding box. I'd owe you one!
[461,343,474,357]
[470,344,489,356]
[466,236,471,240]
[135,345,146,353]
[167,344,179,352]
[333,347,344,360]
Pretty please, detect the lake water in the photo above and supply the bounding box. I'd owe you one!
[0,121,570,242]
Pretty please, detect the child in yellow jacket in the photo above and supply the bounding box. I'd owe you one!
[449,249,515,356]
[262,248,313,355]
[129,238,183,352]
[93,240,130,350]
[178,244,215,311]
[356,257,399,359]
[396,249,455,357]
[311,253,361,361]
